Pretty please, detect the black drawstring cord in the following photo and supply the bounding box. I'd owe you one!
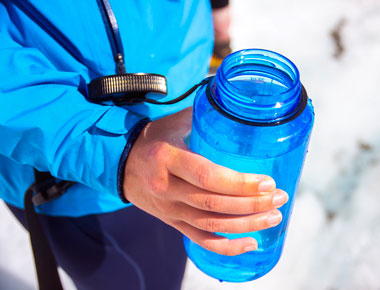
[140,77,212,105]
[115,76,213,105]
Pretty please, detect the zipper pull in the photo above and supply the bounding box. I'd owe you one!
[115,53,126,74]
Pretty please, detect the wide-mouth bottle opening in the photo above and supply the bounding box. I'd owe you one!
[213,49,302,123]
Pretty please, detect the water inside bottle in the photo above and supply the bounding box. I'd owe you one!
[186,126,307,282]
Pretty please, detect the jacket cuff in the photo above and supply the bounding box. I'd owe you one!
[117,118,151,203]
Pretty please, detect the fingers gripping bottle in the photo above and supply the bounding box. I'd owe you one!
[183,49,314,282]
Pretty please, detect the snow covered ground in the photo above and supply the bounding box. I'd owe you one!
[1,0,380,289]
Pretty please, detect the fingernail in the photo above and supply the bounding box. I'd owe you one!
[244,243,257,252]
[258,179,275,192]
[273,192,289,207]
[267,211,282,226]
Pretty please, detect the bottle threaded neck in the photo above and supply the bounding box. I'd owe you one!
[213,49,301,123]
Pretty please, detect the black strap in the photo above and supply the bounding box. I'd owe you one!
[24,181,64,290]
[24,169,75,290]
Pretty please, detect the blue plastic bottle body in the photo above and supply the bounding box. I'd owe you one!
[183,49,314,282]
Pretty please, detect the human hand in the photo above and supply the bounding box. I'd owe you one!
[123,107,288,256]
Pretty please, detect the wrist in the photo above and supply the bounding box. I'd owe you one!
[117,118,151,203]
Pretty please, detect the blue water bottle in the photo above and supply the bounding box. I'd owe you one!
[183,49,314,282]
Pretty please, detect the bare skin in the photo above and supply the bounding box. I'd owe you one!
[123,107,289,256]
[212,5,231,43]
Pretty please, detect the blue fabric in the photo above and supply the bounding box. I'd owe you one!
[0,0,213,216]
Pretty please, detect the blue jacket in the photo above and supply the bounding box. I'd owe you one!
[0,0,213,216]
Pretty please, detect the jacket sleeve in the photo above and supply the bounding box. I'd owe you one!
[0,8,148,200]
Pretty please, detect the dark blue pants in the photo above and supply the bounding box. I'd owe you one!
[7,204,187,290]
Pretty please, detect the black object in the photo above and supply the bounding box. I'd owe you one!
[24,172,64,290]
[211,0,229,9]
[88,73,168,105]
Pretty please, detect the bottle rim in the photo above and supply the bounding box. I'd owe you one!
[212,48,304,123]
[206,78,308,126]
[217,48,300,100]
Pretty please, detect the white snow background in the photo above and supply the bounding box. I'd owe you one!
[1,0,380,289]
